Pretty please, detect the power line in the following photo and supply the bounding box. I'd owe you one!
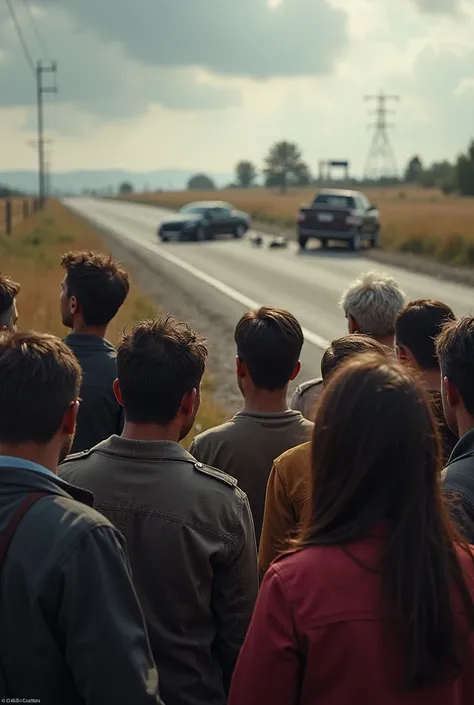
[3,0,36,76]
[21,0,49,60]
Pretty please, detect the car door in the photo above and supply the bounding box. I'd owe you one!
[210,207,232,236]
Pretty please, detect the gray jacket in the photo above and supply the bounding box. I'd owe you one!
[0,465,162,704]
[60,436,259,705]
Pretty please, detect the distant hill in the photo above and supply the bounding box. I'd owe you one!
[0,170,234,195]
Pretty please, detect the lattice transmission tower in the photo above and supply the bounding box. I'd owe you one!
[364,92,400,180]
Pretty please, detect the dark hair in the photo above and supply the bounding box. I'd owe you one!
[0,331,82,444]
[234,307,303,390]
[321,334,392,381]
[0,273,20,317]
[61,251,130,326]
[299,353,474,690]
[117,316,208,425]
[396,299,455,370]
[436,316,474,416]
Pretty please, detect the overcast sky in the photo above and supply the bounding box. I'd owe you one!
[0,0,473,176]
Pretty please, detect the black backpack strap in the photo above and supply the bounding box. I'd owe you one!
[0,492,48,569]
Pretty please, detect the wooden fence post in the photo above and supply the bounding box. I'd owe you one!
[23,199,29,220]
[5,200,12,236]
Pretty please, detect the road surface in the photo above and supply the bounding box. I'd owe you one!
[64,197,474,384]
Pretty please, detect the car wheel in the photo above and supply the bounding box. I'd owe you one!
[193,225,207,242]
[350,232,362,252]
[320,238,329,249]
[160,232,170,243]
[298,234,308,250]
[370,228,380,248]
[234,224,246,239]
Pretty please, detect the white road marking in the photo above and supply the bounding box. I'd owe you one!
[74,204,330,351]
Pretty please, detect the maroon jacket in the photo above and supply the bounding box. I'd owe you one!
[229,536,474,705]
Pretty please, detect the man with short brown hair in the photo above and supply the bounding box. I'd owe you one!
[190,307,312,543]
[60,250,130,452]
[0,330,162,703]
[0,273,20,331]
[60,315,258,705]
[396,299,457,462]
[259,334,392,577]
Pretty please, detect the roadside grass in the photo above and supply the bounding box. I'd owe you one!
[0,200,226,443]
[125,186,474,268]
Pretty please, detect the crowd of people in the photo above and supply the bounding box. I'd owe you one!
[0,254,474,704]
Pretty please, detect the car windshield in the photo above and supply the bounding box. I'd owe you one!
[179,205,211,215]
[314,194,355,209]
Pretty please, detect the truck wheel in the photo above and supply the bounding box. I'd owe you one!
[298,235,308,250]
[350,232,361,252]
[320,238,329,249]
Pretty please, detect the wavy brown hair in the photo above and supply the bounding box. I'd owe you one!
[299,353,474,689]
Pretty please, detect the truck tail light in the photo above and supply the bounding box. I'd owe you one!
[345,215,363,226]
[297,211,305,223]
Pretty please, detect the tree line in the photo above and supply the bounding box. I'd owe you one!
[404,141,474,196]
[188,141,312,193]
[117,137,474,197]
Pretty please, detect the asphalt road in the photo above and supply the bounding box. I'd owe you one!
[64,197,474,385]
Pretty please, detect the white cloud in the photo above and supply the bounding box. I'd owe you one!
[1,0,474,177]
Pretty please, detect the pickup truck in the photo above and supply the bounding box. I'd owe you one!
[297,189,380,252]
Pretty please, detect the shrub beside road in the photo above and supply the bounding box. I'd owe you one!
[126,186,474,268]
[0,200,225,444]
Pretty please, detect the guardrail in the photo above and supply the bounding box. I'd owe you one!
[0,198,42,236]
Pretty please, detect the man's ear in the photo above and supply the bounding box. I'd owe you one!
[396,344,409,362]
[236,356,246,379]
[181,388,197,417]
[289,360,301,381]
[444,376,460,408]
[113,379,123,406]
[63,400,80,436]
[348,315,359,334]
[70,295,79,315]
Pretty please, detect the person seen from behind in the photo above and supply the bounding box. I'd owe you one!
[60,250,129,453]
[229,353,474,705]
[190,307,312,544]
[0,331,162,704]
[396,299,457,463]
[437,316,474,544]
[0,273,20,332]
[259,334,392,577]
[60,316,258,705]
[291,270,405,420]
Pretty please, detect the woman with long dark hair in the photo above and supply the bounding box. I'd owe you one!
[229,354,474,705]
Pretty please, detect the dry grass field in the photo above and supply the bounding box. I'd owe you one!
[0,200,225,443]
[129,186,474,268]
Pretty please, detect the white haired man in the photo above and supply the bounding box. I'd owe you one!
[291,271,405,420]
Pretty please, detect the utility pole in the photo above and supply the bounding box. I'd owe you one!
[363,91,400,181]
[36,61,57,207]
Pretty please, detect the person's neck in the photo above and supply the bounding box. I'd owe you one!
[375,334,395,349]
[0,442,58,474]
[419,368,442,393]
[456,411,474,441]
[70,322,108,338]
[243,388,289,414]
[121,422,180,443]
